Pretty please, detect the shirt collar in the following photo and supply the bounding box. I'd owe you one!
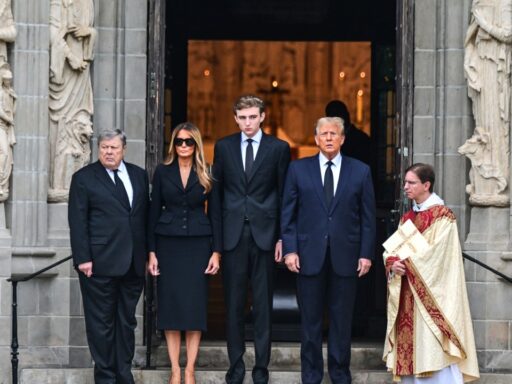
[319,151,342,168]
[105,161,127,174]
[241,128,262,144]
[413,192,445,212]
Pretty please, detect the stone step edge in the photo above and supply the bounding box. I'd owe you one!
[20,368,512,384]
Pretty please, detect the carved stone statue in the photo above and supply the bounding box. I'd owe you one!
[50,110,92,201]
[0,0,16,64]
[0,63,16,201]
[48,0,96,202]
[459,0,512,206]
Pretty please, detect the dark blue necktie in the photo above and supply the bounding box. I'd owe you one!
[245,138,254,177]
[324,161,334,207]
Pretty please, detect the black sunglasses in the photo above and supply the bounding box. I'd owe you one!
[174,138,196,147]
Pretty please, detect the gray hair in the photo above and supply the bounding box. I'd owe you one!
[97,129,127,146]
[314,117,345,135]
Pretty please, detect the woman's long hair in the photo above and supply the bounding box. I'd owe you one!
[164,122,213,193]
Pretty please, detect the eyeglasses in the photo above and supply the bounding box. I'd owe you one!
[174,138,196,147]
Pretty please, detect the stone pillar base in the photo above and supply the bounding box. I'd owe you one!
[464,207,510,251]
[47,203,70,248]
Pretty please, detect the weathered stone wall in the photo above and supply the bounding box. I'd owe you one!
[0,0,148,382]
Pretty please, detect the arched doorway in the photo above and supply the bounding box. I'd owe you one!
[146,0,412,342]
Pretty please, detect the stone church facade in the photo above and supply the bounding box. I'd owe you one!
[0,0,511,382]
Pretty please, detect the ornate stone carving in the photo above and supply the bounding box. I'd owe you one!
[0,0,16,202]
[459,0,512,207]
[48,0,96,202]
[49,110,92,202]
[0,63,16,202]
[0,0,16,64]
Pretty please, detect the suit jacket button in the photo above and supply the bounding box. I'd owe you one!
[182,225,187,229]
[328,217,332,221]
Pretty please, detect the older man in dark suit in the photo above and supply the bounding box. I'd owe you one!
[68,129,149,384]
[211,95,291,384]
[281,117,376,384]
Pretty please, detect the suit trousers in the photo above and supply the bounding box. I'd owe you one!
[78,263,144,384]
[296,251,357,384]
[222,222,274,384]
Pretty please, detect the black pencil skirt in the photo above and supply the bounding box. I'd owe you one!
[155,235,211,331]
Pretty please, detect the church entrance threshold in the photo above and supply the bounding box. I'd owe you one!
[147,0,404,343]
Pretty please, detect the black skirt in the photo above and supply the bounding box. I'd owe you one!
[155,235,211,331]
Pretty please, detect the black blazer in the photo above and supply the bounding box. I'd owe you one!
[148,162,222,253]
[68,161,149,277]
[211,132,291,252]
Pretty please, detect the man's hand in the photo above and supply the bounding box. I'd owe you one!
[391,260,406,276]
[147,252,160,276]
[78,261,93,278]
[284,253,300,273]
[274,240,283,262]
[357,258,372,277]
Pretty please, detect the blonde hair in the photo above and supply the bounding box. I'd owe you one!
[164,122,213,193]
[314,116,345,135]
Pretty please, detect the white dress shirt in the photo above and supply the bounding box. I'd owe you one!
[319,152,342,196]
[241,129,262,169]
[105,161,134,207]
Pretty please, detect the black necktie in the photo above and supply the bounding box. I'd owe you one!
[324,161,334,208]
[245,138,254,176]
[113,169,130,209]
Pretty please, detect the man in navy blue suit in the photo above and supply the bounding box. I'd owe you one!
[281,117,376,384]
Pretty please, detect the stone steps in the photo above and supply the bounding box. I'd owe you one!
[19,368,390,383]
[19,368,512,384]
[19,342,512,383]
[133,340,385,371]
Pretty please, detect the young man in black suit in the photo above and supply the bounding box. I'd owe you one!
[211,95,291,384]
[68,129,149,384]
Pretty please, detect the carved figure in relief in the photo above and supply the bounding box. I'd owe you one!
[50,110,93,201]
[0,63,16,201]
[49,0,96,201]
[0,0,16,64]
[460,0,512,206]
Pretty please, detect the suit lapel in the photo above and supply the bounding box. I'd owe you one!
[167,161,199,191]
[186,168,199,191]
[168,161,185,191]
[227,134,246,181]
[330,156,350,213]
[93,161,130,210]
[247,133,270,183]
[308,155,329,213]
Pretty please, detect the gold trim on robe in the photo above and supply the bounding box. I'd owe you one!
[383,205,480,382]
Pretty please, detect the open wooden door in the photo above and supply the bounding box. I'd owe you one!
[146,0,166,178]
[395,0,414,219]
[144,0,166,368]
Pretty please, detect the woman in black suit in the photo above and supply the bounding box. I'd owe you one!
[147,122,221,384]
